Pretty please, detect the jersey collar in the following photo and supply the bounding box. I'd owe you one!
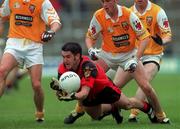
[105,5,122,19]
[133,0,152,15]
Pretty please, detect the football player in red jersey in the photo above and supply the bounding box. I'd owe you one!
[50,42,155,124]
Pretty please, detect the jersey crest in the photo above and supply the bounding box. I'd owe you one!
[29,4,36,14]
[146,16,153,26]
[121,21,129,31]
[82,61,97,78]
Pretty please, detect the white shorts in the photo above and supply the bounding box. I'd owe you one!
[140,53,163,64]
[97,49,138,71]
[4,38,44,68]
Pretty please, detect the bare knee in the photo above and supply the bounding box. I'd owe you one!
[0,67,7,79]
[123,100,133,110]
[32,81,42,91]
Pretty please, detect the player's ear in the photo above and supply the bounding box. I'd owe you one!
[75,53,81,59]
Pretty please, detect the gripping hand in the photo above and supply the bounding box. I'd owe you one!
[151,34,163,46]
[50,77,69,100]
[88,47,100,60]
[50,77,60,91]
[41,30,55,42]
[56,90,68,98]
[58,93,76,101]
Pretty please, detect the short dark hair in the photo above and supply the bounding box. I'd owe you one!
[61,42,82,56]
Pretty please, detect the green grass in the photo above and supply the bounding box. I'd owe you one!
[0,74,180,129]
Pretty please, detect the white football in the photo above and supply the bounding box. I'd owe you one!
[59,71,80,94]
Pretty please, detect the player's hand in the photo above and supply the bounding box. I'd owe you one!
[58,92,76,101]
[50,77,60,91]
[151,34,163,46]
[88,47,100,60]
[41,30,55,42]
[56,89,68,98]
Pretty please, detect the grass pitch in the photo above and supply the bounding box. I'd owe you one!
[0,74,179,129]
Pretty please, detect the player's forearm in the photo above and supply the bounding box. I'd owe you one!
[137,37,149,59]
[49,22,61,33]
[85,37,96,49]
[75,92,88,100]
[74,86,90,100]
[162,36,172,44]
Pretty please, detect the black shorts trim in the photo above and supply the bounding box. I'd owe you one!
[82,87,120,107]
[143,61,160,71]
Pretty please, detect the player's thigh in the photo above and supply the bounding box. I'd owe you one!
[0,53,18,75]
[113,66,132,88]
[84,105,102,119]
[144,63,158,81]
[132,61,149,87]
[6,67,18,84]
[115,93,131,110]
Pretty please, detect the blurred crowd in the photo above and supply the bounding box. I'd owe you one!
[50,0,88,13]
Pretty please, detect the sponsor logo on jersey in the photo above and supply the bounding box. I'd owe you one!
[15,14,33,27]
[112,34,130,47]
[15,14,33,22]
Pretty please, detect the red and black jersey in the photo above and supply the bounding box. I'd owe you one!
[57,55,121,100]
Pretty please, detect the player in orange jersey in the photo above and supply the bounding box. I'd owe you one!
[64,0,169,124]
[0,0,61,122]
[127,0,171,123]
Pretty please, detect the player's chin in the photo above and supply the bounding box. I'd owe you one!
[105,8,109,13]
[65,65,72,70]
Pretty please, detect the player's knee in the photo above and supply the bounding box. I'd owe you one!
[32,81,42,91]
[124,100,133,110]
[0,67,6,78]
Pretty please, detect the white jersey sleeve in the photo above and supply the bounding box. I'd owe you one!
[157,8,171,32]
[129,12,145,36]
[41,0,61,26]
[88,15,102,39]
[0,0,10,17]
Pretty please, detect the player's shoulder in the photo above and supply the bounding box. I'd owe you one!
[94,8,105,18]
[151,2,163,12]
[81,56,96,70]
[121,5,133,17]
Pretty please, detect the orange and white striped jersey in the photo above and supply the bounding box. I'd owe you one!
[130,1,172,55]
[0,0,61,42]
[87,5,150,53]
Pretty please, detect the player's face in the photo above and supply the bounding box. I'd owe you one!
[101,0,117,15]
[134,0,148,6]
[61,51,80,70]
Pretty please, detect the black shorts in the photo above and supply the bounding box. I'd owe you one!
[82,87,121,107]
